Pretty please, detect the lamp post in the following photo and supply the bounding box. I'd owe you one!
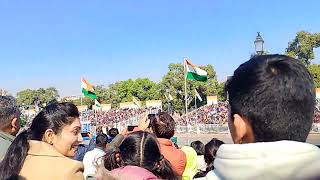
[254,32,264,55]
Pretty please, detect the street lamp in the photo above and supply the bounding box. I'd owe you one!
[254,32,264,55]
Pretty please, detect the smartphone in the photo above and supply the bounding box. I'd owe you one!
[148,114,156,128]
[127,125,138,131]
[81,132,89,137]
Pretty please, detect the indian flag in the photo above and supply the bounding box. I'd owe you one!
[195,89,203,102]
[185,59,207,81]
[132,96,141,107]
[81,78,97,99]
[95,99,101,108]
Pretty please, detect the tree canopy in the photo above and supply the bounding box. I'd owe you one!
[286,31,320,65]
[16,87,59,107]
[16,62,226,112]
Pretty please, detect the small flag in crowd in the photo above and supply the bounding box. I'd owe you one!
[132,96,141,107]
[95,99,101,108]
[185,59,208,82]
[81,78,97,99]
[195,89,203,102]
[168,94,174,101]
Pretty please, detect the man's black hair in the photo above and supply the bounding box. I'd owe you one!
[96,133,108,147]
[226,54,315,142]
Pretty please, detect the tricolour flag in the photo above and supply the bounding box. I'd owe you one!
[81,78,97,99]
[168,94,174,101]
[185,59,207,82]
[95,99,101,108]
[195,89,203,102]
[132,96,141,107]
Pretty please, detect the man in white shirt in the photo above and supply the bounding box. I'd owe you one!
[83,133,108,179]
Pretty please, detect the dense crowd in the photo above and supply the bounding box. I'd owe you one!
[314,100,320,123]
[19,99,320,128]
[80,108,146,126]
[176,102,229,125]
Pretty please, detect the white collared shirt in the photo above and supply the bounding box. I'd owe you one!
[83,147,106,179]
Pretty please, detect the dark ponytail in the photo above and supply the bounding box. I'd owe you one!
[104,146,122,171]
[0,130,31,180]
[104,131,178,180]
[151,155,177,180]
[204,138,224,172]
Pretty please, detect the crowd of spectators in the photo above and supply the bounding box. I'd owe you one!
[314,100,320,123]
[80,108,146,126]
[176,102,229,125]
[19,99,320,128]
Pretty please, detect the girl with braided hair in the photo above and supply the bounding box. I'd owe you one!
[103,131,177,180]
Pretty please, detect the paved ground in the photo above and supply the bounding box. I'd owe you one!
[175,133,320,146]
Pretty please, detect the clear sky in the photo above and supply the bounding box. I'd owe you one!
[1,0,319,97]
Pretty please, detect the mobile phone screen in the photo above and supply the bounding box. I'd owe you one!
[81,132,89,137]
[148,114,156,128]
[127,125,138,131]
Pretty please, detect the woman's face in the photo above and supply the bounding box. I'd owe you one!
[52,118,83,157]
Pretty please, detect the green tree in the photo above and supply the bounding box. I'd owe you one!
[95,85,110,103]
[35,87,59,105]
[132,78,160,102]
[94,78,160,108]
[217,82,227,101]
[286,31,320,65]
[16,87,59,107]
[16,89,37,106]
[308,64,320,88]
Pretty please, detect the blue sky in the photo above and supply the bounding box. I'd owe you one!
[1,0,319,97]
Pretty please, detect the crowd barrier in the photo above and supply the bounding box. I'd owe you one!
[81,116,320,134]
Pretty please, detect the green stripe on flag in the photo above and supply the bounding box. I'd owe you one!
[186,72,207,82]
[82,88,97,99]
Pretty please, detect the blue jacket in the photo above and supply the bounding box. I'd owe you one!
[73,139,95,161]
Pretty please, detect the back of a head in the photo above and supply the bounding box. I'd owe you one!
[190,141,205,155]
[96,133,108,148]
[204,138,224,171]
[226,54,315,142]
[0,96,20,134]
[108,128,119,138]
[96,126,103,135]
[104,131,177,180]
[151,112,175,139]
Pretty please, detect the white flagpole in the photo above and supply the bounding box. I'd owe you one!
[195,90,197,109]
[184,59,188,115]
[184,58,189,144]
[80,77,83,106]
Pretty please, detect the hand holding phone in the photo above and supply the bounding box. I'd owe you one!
[148,114,156,128]
[138,113,150,131]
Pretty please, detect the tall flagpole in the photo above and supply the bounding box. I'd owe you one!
[80,77,83,106]
[184,58,189,144]
[184,58,188,115]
